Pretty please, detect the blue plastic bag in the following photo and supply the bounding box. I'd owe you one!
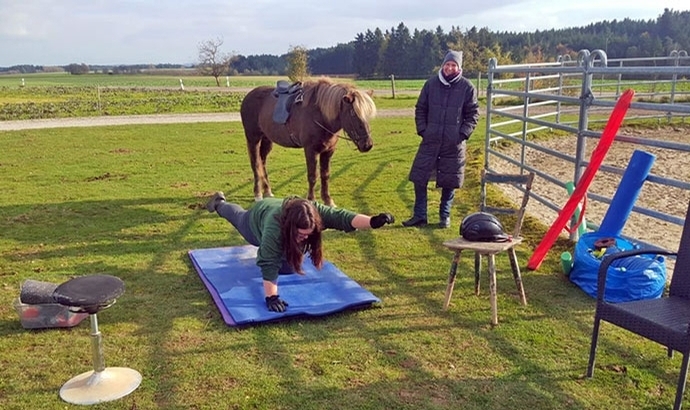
[569,232,666,302]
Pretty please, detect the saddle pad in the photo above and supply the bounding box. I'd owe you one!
[188,245,381,326]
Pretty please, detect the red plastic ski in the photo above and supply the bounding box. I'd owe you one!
[526,89,635,270]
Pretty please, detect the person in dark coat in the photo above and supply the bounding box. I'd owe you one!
[402,50,480,228]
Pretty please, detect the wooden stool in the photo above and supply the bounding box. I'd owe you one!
[443,239,528,325]
[442,171,534,325]
[53,274,142,405]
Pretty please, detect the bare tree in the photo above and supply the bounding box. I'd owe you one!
[286,45,310,83]
[197,37,234,86]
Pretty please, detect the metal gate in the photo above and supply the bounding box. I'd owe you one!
[484,49,690,252]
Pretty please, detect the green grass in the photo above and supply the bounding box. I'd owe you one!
[0,110,685,409]
[0,72,288,88]
[7,72,685,122]
[0,86,247,119]
[0,86,417,120]
[0,75,427,120]
[0,72,430,90]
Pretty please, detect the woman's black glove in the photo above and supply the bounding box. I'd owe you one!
[370,213,395,229]
[265,295,289,312]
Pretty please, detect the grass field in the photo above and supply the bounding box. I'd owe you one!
[0,72,286,88]
[3,72,688,122]
[0,101,686,409]
[0,74,424,120]
[0,72,430,90]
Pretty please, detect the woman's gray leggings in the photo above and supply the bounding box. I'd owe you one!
[216,202,260,246]
[216,202,294,274]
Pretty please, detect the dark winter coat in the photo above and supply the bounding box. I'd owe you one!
[409,74,480,188]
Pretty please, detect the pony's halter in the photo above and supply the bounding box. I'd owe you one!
[313,119,363,145]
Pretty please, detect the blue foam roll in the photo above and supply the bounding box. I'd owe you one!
[597,150,655,236]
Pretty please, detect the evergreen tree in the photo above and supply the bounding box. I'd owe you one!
[381,23,413,77]
[309,44,354,75]
[410,29,442,77]
[353,29,384,78]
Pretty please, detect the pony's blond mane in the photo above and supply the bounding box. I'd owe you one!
[301,77,377,122]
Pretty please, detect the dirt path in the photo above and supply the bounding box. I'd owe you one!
[0,109,414,131]
[0,113,238,131]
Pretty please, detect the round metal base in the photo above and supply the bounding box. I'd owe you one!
[59,367,142,405]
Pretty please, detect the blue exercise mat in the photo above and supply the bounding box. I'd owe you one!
[188,245,381,326]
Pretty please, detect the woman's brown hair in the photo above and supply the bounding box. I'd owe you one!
[279,198,324,274]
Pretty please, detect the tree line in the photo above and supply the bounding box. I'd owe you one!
[230,8,690,79]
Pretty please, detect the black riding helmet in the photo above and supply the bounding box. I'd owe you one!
[460,212,511,242]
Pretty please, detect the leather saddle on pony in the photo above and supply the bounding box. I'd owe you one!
[272,80,304,124]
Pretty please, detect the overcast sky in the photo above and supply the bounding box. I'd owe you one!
[0,1,687,66]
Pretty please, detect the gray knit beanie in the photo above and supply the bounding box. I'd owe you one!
[442,50,463,68]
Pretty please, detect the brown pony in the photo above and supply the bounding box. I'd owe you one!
[240,78,376,207]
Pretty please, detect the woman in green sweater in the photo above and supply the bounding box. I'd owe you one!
[206,192,394,312]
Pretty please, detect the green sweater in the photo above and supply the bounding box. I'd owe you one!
[248,198,358,281]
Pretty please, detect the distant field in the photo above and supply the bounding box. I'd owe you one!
[0,72,282,88]
[0,73,425,120]
[4,71,688,121]
[0,72,427,91]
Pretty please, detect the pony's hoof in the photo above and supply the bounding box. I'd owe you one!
[254,196,263,202]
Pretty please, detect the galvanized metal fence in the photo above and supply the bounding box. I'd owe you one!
[484,49,690,252]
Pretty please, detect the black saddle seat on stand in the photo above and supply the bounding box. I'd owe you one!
[52,274,141,405]
[53,274,124,314]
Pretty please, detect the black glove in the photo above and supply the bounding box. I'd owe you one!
[370,213,395,229]
[265,295,289,312]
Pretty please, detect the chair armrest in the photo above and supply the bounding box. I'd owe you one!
[596,248,676,301]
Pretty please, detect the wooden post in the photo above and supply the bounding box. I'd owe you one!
[390,74,396,99]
